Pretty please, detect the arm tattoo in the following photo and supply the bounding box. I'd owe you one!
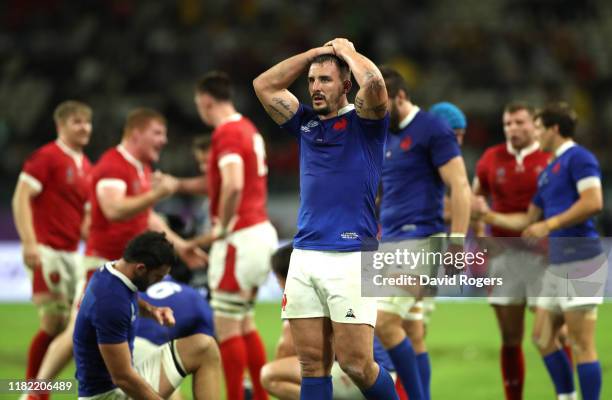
[273,97,294,113]
[355,96,365,114]
[266,97,296,121]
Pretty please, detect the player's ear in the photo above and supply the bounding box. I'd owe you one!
[134,263,147,275]
[343,79,352,95]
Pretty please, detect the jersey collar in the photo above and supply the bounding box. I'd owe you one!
[105,262,137,292]
[555,140,576,158]
[398,105,420,130]
[505,140,539,165]
[338,104,355,116]
[218,113,242,128]
[117,144,145,178]
[55,139,84,169]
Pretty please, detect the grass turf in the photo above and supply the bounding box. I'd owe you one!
[0,301,610,399]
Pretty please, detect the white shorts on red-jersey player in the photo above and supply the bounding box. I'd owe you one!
[26,245,84,303]
[208,221,278,318]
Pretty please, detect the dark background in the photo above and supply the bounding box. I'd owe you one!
[2,0,612,238]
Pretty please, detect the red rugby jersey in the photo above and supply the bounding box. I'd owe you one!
[476,142,550,237]
[20,140,91,251]
[86,146,152,260]
[207,114,269,232]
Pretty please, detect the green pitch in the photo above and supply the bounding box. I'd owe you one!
[0,302,610,399]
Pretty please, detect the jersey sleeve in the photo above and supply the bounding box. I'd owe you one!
[215,126,245,166]
[531,186,544,210]
[95,160,131,197]
[92,297,132,344]
[475,150,492,195]
[21,149,53,193]
[356,113,389,141]
[279,104,308,138]
[569,149,601,192]
[429,122,461,168]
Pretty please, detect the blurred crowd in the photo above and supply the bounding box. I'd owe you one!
[2,0,612,236]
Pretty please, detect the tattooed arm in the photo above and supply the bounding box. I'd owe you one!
[326,38,388,120]
[253,46,335,124]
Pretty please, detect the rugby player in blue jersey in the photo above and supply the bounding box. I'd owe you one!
[254,38,398,400]
[375,67,471,400]
[476,102,605,400]
[73,232,221,400]
[261,244,399,400]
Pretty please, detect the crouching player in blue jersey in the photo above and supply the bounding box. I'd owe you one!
[73,231,221,400]
[375,67,471,400]
[261,245,399,400]
[133,270,215,400]
[476,102,605,400]
[254,38,398,400]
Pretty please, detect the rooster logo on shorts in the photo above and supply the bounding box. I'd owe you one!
[345,308,356,319]
[281,293,287,311]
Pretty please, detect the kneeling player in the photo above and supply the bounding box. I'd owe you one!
[73,232,221,400]
[261,245,398,400]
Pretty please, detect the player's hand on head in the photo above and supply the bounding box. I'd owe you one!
[22,243,41,269]
[152,306,175,326]
[324,38,355,55]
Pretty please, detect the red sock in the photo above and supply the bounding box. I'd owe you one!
[26,330,54,379]
[501,345,525,400]
[243,331,269,400]
[563,345,574,369]
[395,378,409,400]
[220,336,247,400]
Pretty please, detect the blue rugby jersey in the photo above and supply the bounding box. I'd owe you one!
[380,108,461,239]
[280,104,388,251]
[136,277,214,344]
[74,263,138,397]
[532,141,602,263]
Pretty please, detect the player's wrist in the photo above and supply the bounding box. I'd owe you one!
[545,216,561,231]
[212,224,228,239]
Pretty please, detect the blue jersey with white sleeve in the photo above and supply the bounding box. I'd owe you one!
[74,263,139,397]
[532,142,602,263]
[136,277,214,345]
[380,108,461,239]
[280,104,388,251]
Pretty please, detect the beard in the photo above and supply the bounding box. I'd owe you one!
[132,275,150,292]
[389,106,401,133]
[313,105,332,115]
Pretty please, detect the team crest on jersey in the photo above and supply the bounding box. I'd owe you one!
[66,167,75,184]
[400,136,412,151]
[300,120,319,133]
[552,161,561,174]
[496,167,506,183]
[333,118,348,131]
